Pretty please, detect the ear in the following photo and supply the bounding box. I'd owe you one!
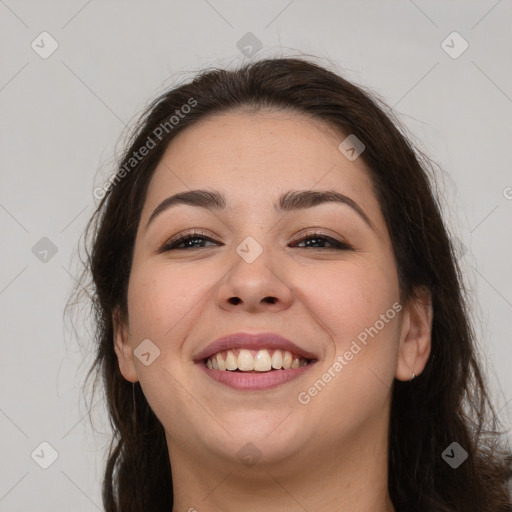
[113,306,139,383]
[395,286,433,381]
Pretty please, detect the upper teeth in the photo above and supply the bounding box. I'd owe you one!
[206,349,309,372]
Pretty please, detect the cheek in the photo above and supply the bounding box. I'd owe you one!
[300,259,400,346]
[296,262,401,425]
[127,262,215,341]
[123,263,218,434]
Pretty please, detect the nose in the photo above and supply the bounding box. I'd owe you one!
[216,243,294,313]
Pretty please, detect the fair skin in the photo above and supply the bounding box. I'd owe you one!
[113,110,432,511]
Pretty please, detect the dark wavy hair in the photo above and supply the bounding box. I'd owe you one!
[69,56,512,511]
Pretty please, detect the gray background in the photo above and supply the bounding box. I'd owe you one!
[1,1,511,510]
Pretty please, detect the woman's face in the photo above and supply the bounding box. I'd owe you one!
[114,110,429,471]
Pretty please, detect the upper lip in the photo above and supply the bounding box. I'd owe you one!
[193,332,318,362]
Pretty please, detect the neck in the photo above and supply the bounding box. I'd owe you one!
[168,413,395,512]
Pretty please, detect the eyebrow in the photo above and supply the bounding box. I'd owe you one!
[145,189,375,231]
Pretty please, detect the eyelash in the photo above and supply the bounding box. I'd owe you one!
[158,229,354,252]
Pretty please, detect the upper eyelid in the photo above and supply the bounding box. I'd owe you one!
[164,226,347,240]
[164,229,344,242]
[157,229,217,251]
[289,229,347,242]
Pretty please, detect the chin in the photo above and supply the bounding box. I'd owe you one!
[204,416,308,466]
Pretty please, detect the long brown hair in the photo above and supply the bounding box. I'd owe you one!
[70,56,512,511]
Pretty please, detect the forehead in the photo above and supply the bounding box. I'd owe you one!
[143,110,379,220]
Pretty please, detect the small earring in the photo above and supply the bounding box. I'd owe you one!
[410,372,416,382]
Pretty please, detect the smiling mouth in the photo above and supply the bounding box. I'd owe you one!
[204,348,312,372]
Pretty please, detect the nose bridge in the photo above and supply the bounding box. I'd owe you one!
[231,232,274,290]
[216,230,293,312]
[229,208,275,263]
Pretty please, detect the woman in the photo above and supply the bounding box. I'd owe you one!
[75,57,512,511]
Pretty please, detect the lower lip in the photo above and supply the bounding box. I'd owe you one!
[198,362,316,390]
